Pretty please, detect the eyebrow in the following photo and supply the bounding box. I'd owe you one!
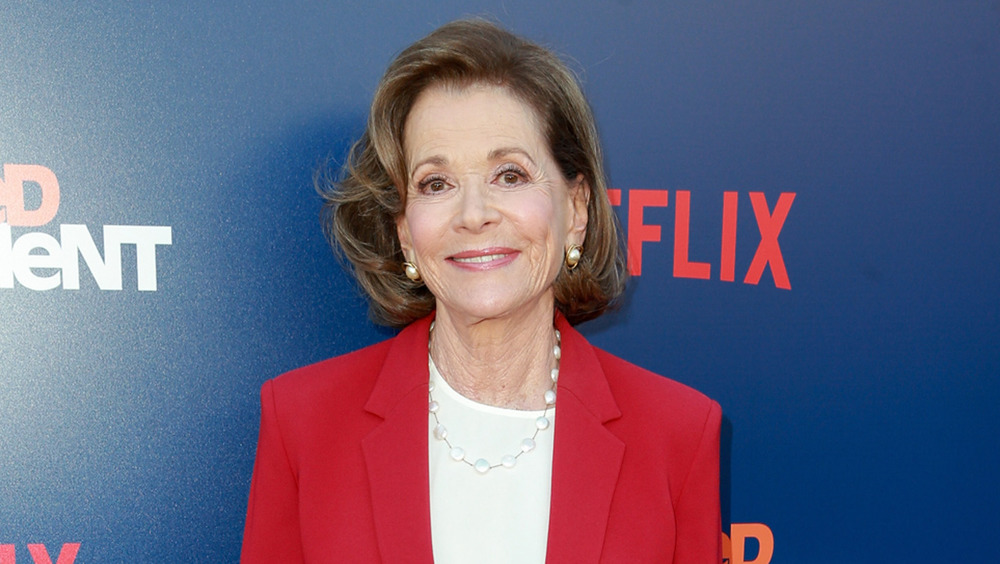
[408,147,538,178]
[488,147,537,167]
[409,156,448,178]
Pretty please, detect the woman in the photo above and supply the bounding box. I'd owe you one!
[242,19,721,563]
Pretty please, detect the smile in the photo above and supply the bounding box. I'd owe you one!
[447,248,519,270]
[452,253,508,264]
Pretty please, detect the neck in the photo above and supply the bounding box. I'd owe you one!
[430,304,557,410]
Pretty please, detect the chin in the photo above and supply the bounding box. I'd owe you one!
[446,292,550,323]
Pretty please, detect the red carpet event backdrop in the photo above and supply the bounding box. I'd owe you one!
[1,2,997,562]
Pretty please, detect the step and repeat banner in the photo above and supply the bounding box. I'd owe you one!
[2,2,997,562]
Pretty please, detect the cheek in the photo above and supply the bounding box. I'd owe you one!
[524,193,569,240]
[401,206,443,253]
[512,196,567,257]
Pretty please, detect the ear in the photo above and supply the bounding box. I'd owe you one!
[567,174,590,245]
[396,215,414,262]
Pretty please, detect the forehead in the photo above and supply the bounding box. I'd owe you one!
[403,84,546,162]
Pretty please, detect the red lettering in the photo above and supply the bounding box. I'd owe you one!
[626,189,668,275]
[720,191,738,282]
[607,188,621,206]
[1,545,14,564]
[611,189,794,287]
[743,192,795,290]
[723,523,774,564]
[673,190,711,279]
[0,164,61,227]
[26,544,79,564]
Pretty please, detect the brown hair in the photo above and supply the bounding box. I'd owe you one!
[320,18,627,327]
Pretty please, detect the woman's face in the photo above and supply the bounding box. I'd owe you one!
[397,84,588,326]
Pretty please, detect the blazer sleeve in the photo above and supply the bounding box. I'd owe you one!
[673,400,723,564]
[241,379,305,563]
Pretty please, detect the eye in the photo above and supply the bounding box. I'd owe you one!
[417,175,449,194]
[496,165,528,187]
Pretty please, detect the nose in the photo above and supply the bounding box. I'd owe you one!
[454,177,500,232]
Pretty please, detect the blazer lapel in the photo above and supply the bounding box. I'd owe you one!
[359,314,624,563]
[546,316,625,563]
[362,317,435,564]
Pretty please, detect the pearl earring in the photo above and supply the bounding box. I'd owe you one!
[565,245,583,270]
[403,261,421,281]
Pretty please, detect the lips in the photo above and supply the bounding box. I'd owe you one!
[452,253,508,264]
[447,248,518,269]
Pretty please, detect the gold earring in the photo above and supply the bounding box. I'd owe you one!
[403,261,421,281]
[565,245,583,270]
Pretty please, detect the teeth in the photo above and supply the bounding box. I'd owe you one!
[453,254,506,263]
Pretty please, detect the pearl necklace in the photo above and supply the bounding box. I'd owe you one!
[428,328,560,474]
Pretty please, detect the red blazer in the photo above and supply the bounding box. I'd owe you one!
[242,314,721,563]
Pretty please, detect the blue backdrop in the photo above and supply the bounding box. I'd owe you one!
[2,2,997,562]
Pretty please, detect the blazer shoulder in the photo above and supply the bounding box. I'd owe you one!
[593,346,720,427]
[265,337,395,412]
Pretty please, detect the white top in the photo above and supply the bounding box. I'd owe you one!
[428,356,555,564]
